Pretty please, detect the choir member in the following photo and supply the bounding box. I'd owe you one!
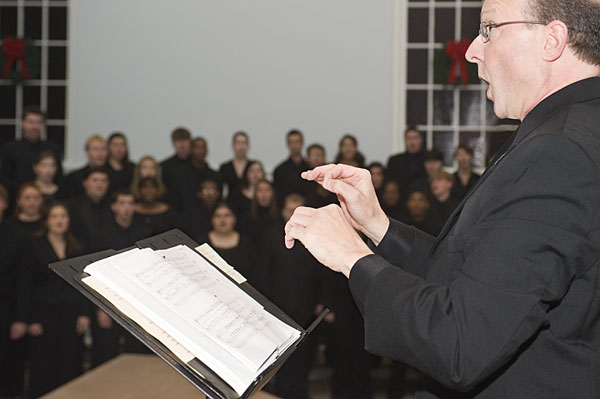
[33,151,61,202]
[219,131,250,196]
[238,179,279,245]
[133,177,178,235]
[106,132,135,193]
[452,145,480,200]
[334,134,365,168]
[19,202,89,398]
[62,135,108,199]
[226,160,265,218]
[180,179,222,242]
[273,130,310,206]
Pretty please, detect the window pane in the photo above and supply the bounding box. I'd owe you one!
[432,131,454,167]
[433,90,453,125]
[48,46,67,79]
[408,8,428,43]
[435,8,455,44]
[49,7,68,40]
[24,6,42,40]
[47,86,66,119]
[459,90,480,126]
[407,90,427,126]
[0,7,18,37]
[407,49,428,84]
[0,86,16,118]
[23,85,41,108]
[461,8,480,42]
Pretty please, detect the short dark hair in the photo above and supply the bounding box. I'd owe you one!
[307,143,325,154]
[22,106,46,121]
[171,127,192,141]
[368,161,385,171]
[83,166,110,180]
[287,129,303,140]
[111,189,134,204]
[404,126,420,136]
[526,0,600,65]
[424,149,444,162]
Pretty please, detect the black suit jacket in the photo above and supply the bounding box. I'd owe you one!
[348,77,600,398]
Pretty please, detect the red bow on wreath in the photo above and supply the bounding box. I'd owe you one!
[445,39,470,85]
[2,37,31,80]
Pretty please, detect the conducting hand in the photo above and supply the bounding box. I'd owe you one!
[284,204,373,277]
[302,164,389,244]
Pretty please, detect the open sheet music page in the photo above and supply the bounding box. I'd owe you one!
[83,245,301,395]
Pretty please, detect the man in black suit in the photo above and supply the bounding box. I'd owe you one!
[273,130,310,206]
[68,167,112,248]
[285,0,600,397]
[0,107,62,189]
[386,127,426,195]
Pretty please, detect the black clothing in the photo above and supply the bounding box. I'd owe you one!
[202,233,257,285]
[61,165,91,199]
[238,208,279,246]
[226,187,252,218]
[0,138,63,187]
[107,161,135,194]
[259,221,320,399]
[68,195,112,247]
[273,157,310,205]
[5,217,41,240]
[169,162,222,213]
[179,205,212,243]
[90,216,151,367]
[160,154,189,189]
[0,220,26,397]
[451,171,480,201]
[348,77,600,398]
[386,151,426,194]
[219,160,244,195]
[427,196,460,235]
[136,207,179,235]
[382,203,405,222]
[304,182,338,208]
[90,215,152,253]
[20,237,87,398]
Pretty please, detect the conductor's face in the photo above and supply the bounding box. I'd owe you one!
[466,0,545,120]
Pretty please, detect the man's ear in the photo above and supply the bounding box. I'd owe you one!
[542,20,569,62]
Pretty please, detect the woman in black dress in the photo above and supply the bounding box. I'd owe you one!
[20,202,90,398]
[106,132,135,193]
[201,202,256,284]
[32,151,60,202]
[226,160,265,218]
[9,182,45,238]
[238,179,279,245]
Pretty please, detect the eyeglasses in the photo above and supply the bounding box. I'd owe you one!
[479,21,546,43]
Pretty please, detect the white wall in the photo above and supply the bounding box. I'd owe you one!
[67,0,397,173]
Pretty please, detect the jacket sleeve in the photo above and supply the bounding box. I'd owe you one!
[368,218,436,279]
[348,134,600,391]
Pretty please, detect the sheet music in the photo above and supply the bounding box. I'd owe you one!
[84,245,300,395]
[82,276,196,364]
[195,243,246,284]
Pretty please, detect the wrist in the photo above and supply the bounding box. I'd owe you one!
[341,247,373,279]
[363,211,390,246]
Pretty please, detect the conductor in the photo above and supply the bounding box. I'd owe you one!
[284,0,600,398]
